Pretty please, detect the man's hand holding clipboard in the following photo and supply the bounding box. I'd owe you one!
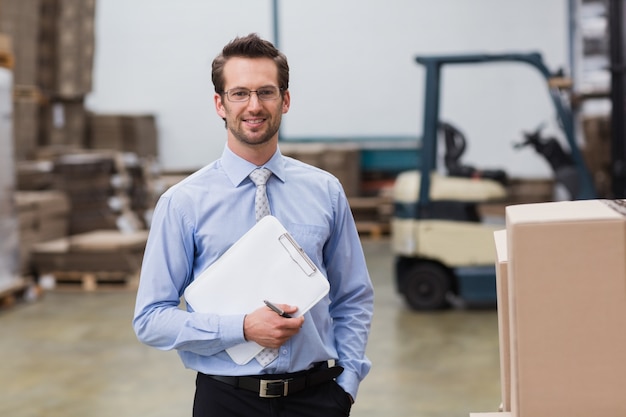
[242,302,304,349]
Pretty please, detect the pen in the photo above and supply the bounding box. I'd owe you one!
[263,300,292,318]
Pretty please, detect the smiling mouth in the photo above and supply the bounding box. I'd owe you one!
[244,118,266,126]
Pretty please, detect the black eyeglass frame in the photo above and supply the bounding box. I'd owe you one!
[221,87,285,103]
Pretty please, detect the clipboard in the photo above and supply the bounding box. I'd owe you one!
[183,215,330,365]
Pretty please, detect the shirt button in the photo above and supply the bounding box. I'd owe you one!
[282,349,288,355]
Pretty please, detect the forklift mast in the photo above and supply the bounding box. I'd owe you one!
[415,52,597,215]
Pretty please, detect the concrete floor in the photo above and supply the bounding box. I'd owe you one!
[0,239,502,417]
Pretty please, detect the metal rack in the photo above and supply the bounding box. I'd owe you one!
[569,0,626,197]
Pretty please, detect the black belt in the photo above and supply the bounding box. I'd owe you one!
[206,362,344,398]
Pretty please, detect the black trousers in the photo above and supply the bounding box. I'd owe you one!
[193,372,352,417]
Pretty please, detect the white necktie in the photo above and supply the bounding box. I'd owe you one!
[248,168,279,366]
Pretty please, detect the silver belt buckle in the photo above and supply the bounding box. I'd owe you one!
[259,379,290,398]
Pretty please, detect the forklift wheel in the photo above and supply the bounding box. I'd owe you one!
[400,262,452,310]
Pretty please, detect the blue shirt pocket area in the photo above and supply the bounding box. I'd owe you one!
[286,223,328,266]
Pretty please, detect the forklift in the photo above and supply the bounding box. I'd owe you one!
[393,52,597,310]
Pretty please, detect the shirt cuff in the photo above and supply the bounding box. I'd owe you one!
[219,314,247,346]
[336,369,360,401]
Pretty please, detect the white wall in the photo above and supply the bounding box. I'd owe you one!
[86,0,570,177]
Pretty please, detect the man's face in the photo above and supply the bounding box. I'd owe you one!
[215,57,290,149]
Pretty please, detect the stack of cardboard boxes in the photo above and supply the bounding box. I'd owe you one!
[37,0,96,150]
[38,0,95,98]
[13,88,40,160]
[30,229,149,291]
[88,113,160,158]
[52,152,116,234]
[0,0,41,160]
[0,0,40,87]
[18,150,149,290]
[0,0,160,167]
[0,1,161,292]
[279,142,361,197]
[474,199,626,416]
[14,190,69,274]
[51,151,144,235]
[0,0,95,157]
[86,114,161,223]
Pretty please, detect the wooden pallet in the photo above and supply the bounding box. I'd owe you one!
[350,196,392,239]
[355,221,390,239]
[45,270,140,292]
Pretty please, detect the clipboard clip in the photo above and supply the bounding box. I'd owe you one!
[279,233,317,276]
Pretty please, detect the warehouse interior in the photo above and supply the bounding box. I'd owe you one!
[1,1,625,417]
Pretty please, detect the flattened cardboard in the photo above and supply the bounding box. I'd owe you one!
[493,229,510,412]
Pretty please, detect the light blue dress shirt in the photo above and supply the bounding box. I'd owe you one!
[133,145,374,399]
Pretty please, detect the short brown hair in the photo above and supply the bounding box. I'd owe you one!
[212,33,289,94]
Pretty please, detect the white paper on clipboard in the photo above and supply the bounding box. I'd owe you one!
[183,215,330,365]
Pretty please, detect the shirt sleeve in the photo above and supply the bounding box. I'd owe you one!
[323,187,374,400]
[132,194,247,355]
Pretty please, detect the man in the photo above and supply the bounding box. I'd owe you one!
[133,33,373,417]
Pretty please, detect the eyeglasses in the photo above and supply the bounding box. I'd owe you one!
[223,86,282,102]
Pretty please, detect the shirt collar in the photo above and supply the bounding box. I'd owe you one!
[221,144,286,187]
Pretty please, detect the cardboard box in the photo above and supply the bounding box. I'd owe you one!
[15,160,55,190]
[506,200,626,417]
[87,113,125,150]
[31,229,148,274]
[280,142,360,197]
[14,190,70,273]
[39,98,87,147]
[493,229,510,412]
[14,190,70,228]
[13,91,39,160]
[37,0,95,97]
[0,0,40,85]
[88,113,159,158]
[123,114,159,157]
